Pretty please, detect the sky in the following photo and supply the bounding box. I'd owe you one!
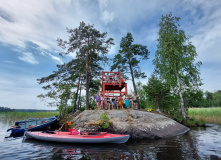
[0,0,221,110]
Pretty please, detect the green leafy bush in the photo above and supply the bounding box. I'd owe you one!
[196,119,205,126]
[99,112,110,129]
[80,106,85,112]
[186,118,197,127]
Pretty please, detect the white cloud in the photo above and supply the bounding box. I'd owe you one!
[4,60,16,64]
[18,52,39,64]
[0,0,221,109]
[176,0,221,63]
[48,53,63,64]
[0,0,87,58]
[0,73,56,109]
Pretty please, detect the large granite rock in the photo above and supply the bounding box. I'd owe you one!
[71,110,189,139]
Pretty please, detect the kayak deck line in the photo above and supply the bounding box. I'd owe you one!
[25,131,130,143]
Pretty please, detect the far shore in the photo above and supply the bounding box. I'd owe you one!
[188,107,221,125]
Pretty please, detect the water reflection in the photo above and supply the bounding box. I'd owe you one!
[127,136,198,160]
[0,116,221,160]
[24,139,131,159]
[192,126,221,159]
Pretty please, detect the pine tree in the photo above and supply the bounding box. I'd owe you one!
[111,33,149,109]
[57,22,114,110]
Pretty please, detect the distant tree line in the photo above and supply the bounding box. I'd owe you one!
[0,107,57,112]
[137,83,221,109]
[203,90,221,107]
[0,107,15,112]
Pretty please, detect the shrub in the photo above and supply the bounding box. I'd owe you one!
[99,112,110,129]
[197,118,205,126]
[185,118,197,127]
[66,106,73,114]
[80,106,86,112]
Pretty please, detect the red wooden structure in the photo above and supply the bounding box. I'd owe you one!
[101,71,128,97]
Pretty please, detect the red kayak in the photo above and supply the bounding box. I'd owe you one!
[25,129,130,144]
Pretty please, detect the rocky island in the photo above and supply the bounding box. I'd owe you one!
[70,110,189,139]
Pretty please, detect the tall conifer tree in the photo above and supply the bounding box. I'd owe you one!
[111,33,149,109]
[57,22,114,110]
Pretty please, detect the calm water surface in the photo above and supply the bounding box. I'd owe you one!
[0,115,221,160]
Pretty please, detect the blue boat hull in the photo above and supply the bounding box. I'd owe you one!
[8,116,58,137]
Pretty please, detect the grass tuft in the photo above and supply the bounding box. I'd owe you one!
[0,112,59,121]
[188,107,221,125]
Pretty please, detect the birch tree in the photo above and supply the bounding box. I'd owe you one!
[153,13,202,119]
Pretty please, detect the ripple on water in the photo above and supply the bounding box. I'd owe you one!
[194,125,221,159]
[0,119,221,160]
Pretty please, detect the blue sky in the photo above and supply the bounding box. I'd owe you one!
[0,0,221,109]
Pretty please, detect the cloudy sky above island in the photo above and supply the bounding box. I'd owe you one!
[0,0,221,109]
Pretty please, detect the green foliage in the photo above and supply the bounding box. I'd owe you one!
[66,106,73,114]
[188,107,221,125]
[196,90,221,107]
[176,114,183,123]
[188,107,221,117]
[143,74,170,111]
[1,112,59,120]
[181,117,205,127]
[79,106,86,112]
[136,82,149,109]
[185,118,197,127]
[153,12,202,119]
[111,33,149,77]
[205,91,214,106]
[197,119,205,126]
[183,89,207,107]
[99,112,110,129]
[0,107,15,112]
[89,79,101,108]
[38,21,114,111]
[213,90,221,106]
[58,21,114,110]
[111,33,149,109]
[154,13,202,88]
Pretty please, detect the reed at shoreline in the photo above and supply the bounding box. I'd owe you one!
[188,107,221,125]
[0,111,59,120]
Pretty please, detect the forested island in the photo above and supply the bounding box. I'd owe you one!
[32,13,221,126]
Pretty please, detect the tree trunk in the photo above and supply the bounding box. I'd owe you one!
[155,96,162,113]
[62,98,68,118]
[129,63,140,109]
[73,72,81,112]
[156,96,160,110]
[176,75,186,119]
[77,80,82,110]
[86,73,90,110]
[59,107,62,118]
[85,48,90,110]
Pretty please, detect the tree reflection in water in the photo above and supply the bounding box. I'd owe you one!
[23,128,221,160]
[1,118,221,160]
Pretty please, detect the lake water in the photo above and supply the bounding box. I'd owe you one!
[0,115,221,160]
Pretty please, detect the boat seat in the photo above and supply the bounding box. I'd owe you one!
[42,131,56,134]
[80,132,107,136]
